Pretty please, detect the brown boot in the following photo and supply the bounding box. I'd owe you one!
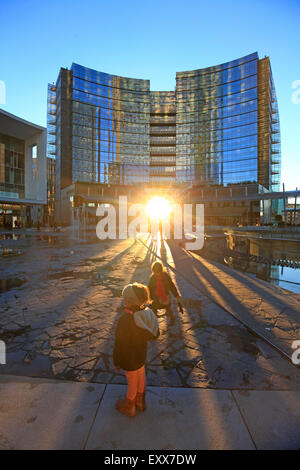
[116,397,136,417]
[136,392,146,412]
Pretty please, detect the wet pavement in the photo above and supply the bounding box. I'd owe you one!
[0,229,300,390]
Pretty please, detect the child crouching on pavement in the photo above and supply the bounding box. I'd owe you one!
[113,282,159,417]
[148,261,181,325]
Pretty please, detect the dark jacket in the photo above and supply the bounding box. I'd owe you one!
[113,309,159,371]
[148,272,179,303]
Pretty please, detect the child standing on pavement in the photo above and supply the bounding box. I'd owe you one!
[113,282,159,417]
[148,261,181,325]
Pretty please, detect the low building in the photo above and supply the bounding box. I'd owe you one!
[284,203,300,225]
[0,109,46,228]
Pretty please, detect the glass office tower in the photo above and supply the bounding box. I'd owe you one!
[176,53,259,186]
[72,64,151,185]
[176,52,280,190]
[48,53,281,220]
[49,64,150,189]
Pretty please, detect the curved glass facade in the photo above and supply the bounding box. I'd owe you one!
[48,53,280,195]
[71,64,150,185]
[176,53,259,186]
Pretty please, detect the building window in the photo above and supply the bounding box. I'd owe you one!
[32,145,37,177]
[32,145,37,159]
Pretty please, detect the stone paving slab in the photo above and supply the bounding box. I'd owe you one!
[167,241,300,359]
[232,390,300,450]
[0,375,105,450]
[1,375,299,450]
[85,384,255,450]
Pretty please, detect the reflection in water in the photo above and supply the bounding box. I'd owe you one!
[270,266,300,295]
[0,233,25,240]
[0,248,23,256]
[0,277,25,293]
[224,258,300,295]
[200,232,300,295]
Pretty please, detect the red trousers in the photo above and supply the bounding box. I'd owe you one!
[125,365,146,400]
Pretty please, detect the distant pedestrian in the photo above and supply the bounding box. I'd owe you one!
[159,220,163,240]
[113,283,159,417]
[148,261,181,325]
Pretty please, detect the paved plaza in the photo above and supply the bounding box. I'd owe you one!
[1,229,300,450]
[1,229,300,391]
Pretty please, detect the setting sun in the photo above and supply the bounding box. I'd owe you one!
[146,196,172,221]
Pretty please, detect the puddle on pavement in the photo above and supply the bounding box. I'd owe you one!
[0,233,25,241]
[47,270,92,280]
[0,349,52,377]
[0,248,23,257]
[0,325,31,340]
[87,256,108,264]
[213,325,261,357]
[94,272,124,284]
[0,277,26,293]
[37,235,61,245]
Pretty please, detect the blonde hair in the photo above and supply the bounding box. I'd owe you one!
[151,261,164,274]
[122,282,150,308]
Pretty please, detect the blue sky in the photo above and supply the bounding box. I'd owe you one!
[0,0,299,190]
